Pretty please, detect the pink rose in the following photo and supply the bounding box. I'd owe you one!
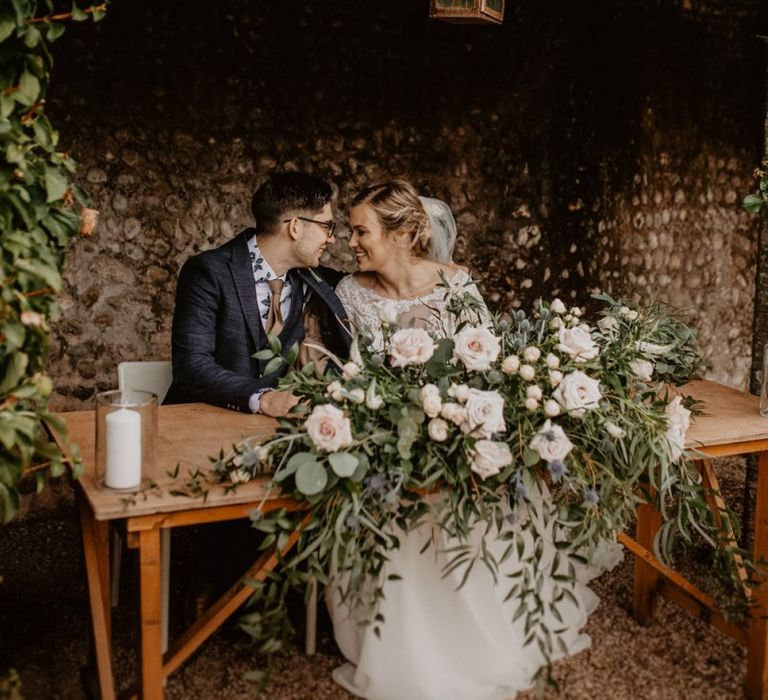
[470,440,512,480]
[389,328,437,367]
[305,404,353,452]
[453,326,501,371]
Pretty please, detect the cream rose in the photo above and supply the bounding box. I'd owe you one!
[524,397,539,411]
[519,364,535,381]
[448,383,470,403]
[378,300,399,325]
[556,326,599,362]
[529,419,574,463]
[420,383,443,418]
[629,359,654,383]
[551,298,566,314]
[501,355,520,375]
[428,418,449,442]
[453,326,501,371]
[441,402,468,427]
[545,353,560,369]
[553,370,602,417]
[347,388,365,404]
[389,328,437,367]
[305,404,353,452]
[465,389,506,438]
[523,346,541,363]
[544,399,561,417]
[342,362,360,379]
[470,440,512,480]
[549,370,563,387]
[526,385,543,401]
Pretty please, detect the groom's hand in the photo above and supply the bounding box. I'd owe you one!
[259,390,300,417]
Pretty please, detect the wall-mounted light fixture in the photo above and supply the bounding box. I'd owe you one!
[429,0,505,24]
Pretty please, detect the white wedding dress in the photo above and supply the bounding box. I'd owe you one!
[329,273,621,700]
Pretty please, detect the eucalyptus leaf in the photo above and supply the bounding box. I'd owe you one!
[328,452,358,478]
[295,461,328,496]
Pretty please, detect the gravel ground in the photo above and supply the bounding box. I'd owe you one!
[0,459,750,699]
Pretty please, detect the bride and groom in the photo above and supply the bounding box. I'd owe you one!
[166,172,607,699]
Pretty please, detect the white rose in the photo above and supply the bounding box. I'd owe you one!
[501,356,520,375]
[553,370,602,417]
[470,440,512,480]
[666,396,691,461]
[342,362,360,379]
[347,388,365,404]
[571,307,582,317]
[529,419,574,463]
[378,300,399,325]
[549,370,563,387]
[326,380,343,395]
[448,383,470,403]
[545,353,560,369]
[629,359,654,383]
[524,398,539,411]
[597,316,619,333]
[605,421,626,439]
[441,402,468,426]
[332,390,344,402]
[453,326,501,371]
[420,383,443,418]
[305,403,354,452]
[465,389,506,438]
[556,326,599,362]
[389,328,437,367]
[428,417,449,442]
[544,400,560,417]
[551,298,566,314]
[519,364,535,381]
[549,317,564,330]
[619,306,639,321]
[523,346,541,363]
[230,467,251,484]
[526,385,543,401]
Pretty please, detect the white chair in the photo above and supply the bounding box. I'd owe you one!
[116,360,173,651]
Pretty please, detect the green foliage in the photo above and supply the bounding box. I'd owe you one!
[742,162,768,214]
[0,1,106,523]
[208,292,750,682]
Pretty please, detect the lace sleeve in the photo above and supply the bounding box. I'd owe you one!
[335,276,386,346]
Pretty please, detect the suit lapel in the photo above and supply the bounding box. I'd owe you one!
[228,229,263,348]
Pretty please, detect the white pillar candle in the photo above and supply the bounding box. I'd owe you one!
[105,407,142,489]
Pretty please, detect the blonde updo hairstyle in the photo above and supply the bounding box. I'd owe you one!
[351,180,432,257]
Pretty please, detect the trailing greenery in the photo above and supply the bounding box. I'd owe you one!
[0,1,106,524]
[200,291,750,687]
[743,161,768,214]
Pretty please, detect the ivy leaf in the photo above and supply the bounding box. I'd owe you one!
[15,71,40,106]
[14,258,62,292]
[0,351,29,394]
[44,165,68,202]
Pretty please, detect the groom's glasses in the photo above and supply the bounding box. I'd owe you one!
[284,216,336,239]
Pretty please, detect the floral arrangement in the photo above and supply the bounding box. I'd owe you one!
[211,287,741,682]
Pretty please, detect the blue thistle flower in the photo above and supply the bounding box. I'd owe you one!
[583,488,599,505]
[548,460,569,484]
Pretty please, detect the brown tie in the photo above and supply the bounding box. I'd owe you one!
[265,278,285,336]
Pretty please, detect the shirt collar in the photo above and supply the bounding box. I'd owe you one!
[247,234,285,284]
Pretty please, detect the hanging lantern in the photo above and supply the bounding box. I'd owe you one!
[429,0,505,24]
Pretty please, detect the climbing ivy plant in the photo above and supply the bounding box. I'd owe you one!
[0,1,106,523]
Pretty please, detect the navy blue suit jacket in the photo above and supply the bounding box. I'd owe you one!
[165,229,350,411]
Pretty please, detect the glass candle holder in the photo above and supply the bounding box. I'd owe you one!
[95,389,157,491]
[761,344,768,418]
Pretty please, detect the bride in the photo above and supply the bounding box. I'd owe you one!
[329,180,616,700]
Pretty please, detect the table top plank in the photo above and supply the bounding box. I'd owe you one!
[57,403,279,521]
[679,380,768,450]
[58,380,768,521]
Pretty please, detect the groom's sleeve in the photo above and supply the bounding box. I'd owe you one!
[171,255,278,411]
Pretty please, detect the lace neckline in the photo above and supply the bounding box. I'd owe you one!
[347,269,470,304]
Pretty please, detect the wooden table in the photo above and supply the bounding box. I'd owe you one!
[620,380,768,699]
[55,403,302,700]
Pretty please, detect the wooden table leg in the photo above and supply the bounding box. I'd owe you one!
[139,527,164,700]
[78,493,116,700]
[632,498,662,625]
[747,451,768,699]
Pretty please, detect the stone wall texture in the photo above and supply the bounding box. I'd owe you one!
[44,0,764,409]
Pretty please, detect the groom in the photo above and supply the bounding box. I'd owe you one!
[165,172,351,415]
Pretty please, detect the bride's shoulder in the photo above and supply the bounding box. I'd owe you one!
[336,272,376,297]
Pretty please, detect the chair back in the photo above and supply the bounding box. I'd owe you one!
[117,361,173,403]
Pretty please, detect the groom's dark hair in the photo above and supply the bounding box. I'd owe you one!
[251,172,333,234]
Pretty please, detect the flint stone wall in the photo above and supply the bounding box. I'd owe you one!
[45,0,763,410]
